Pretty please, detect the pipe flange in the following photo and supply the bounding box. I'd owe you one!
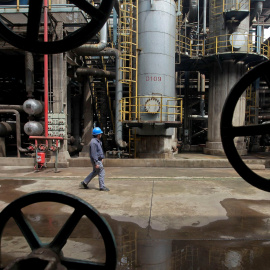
[145,97,160,114]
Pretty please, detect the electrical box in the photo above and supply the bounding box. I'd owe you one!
[48,113,66,138]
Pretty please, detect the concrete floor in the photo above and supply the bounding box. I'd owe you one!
[1,163,270,269]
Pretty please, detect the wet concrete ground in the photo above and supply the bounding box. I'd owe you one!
[1,166,270,269]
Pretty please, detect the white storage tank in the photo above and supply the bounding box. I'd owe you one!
[138,0,176,129]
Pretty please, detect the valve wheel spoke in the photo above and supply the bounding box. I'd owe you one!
[221,60,270,192]
[12,209,42,250]
[49,209,83,253]
[0,0,114,54]
[0,191,117,269]
[223,124,270,139]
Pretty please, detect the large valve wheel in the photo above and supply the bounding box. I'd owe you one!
[0,190,117,269]
[221,60,270,192]
[0,0,114,54]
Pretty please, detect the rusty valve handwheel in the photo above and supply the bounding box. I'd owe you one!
[0,0,114,54]
[221,60,270,192]
[0,190,117,269]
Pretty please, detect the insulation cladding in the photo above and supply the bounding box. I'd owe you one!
[138,0,176,124]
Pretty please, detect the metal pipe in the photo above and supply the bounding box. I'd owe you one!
[29,136,64,140]
[76,67,116,79]
[73,93,80,148]
[250,1,263,26]
[0,109,29,157]
[200,74,205,117]
[177,0,181,16]
[187,0,198,23]
[44,0,49,137]
[113,8,118,46]
[0,122,16,137]
[258,115,270,120]
[25,52,34,98]
[114,0,119,16]
[0,105,24,112]
[203,0,207,35]
[74,23,108,54]
[74,47,126,148]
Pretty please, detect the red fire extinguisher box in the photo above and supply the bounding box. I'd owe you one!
[37,152,46,165]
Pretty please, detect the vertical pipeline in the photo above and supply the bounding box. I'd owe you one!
[44,0,49,137]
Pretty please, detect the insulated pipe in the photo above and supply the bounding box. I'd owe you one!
[203,0,207,35]
[74,23,108,54]
[187,0,198,23]
[76,67,116,79]
[25,52,34,98]
[74,47,126,148]
[114,0,119,16]
[200,74,205,117]
[177,0,181,16]
[0,109,29,157]
[185,0,198,37]
[250,1,263,26]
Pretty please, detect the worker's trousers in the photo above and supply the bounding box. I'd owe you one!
[83,160,105,189]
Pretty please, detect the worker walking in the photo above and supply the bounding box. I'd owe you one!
[79,127,110,191]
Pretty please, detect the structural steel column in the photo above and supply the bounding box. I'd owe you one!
[204,60,247,155]
[52,21,70,164]
[80,77,94,157]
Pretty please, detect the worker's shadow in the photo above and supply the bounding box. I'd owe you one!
[79,184,100,191]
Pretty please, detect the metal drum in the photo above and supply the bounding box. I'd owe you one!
[23,99,43,116]
[24,121,43,136]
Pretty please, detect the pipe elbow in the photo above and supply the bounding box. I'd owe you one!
[18,147,30,153]
[117,139,127,148]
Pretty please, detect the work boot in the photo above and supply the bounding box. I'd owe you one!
[100,186,110,191]
[79,181,89,189]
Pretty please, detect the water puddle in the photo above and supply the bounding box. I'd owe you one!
[1,180,270,269]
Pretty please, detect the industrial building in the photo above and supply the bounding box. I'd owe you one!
[0,0,269,167]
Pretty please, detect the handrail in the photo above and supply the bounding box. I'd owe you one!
[120,96,183,123]
[212,0,250,16]
[176,33,270,59]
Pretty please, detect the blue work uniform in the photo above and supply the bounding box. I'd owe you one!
[83,137,105,189]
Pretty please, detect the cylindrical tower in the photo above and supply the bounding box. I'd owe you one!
[204,0,249,155]
[138,0,176,122]
[136,0,177,158]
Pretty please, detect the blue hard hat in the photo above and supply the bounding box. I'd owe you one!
[92,127,103,135]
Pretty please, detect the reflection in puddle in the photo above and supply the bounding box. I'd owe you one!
[1,180,270,269]
[2,214,270,269]
[0,179,35,206]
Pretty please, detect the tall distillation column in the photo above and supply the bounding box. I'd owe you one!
[136,0,177,158]
[203,0,249,155]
